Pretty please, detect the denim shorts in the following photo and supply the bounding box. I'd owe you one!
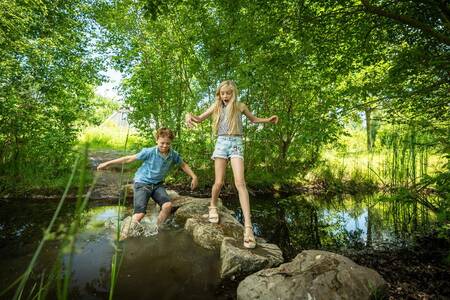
[133,182,171,214]
[211,135,244,160]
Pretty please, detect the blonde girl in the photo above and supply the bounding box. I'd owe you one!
[185,80,278,249]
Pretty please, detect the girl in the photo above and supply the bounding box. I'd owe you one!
[185,80,278,249]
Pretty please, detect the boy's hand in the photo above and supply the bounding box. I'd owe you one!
[190,176,198,190]
[269,115,279,124]
[97,162,108,170]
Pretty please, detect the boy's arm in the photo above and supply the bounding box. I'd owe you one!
[180,162,198,190]
[241,103,279,124]
[97,155,137,170]
[185,105,214,128]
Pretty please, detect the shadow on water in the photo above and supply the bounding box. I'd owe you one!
[0,201,221,300]
[0,192,440,299]
[64,225,220,300]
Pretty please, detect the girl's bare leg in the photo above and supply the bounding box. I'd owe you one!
[211,158,227,207]
[230,157,255,246]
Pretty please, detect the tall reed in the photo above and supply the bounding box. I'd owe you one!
[109,127,131,300]
[2,143,109,300]
[379,125,430,189]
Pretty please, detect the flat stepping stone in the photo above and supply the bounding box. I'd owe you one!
[220,237,284,280]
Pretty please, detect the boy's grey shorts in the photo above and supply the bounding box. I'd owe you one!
[133,182,171,214]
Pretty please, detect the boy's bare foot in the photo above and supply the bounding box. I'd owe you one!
[119,220,139,241]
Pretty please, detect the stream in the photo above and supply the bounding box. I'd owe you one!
[0,191,445,299]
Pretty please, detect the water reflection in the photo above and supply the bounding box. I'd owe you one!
[225,193,437,259]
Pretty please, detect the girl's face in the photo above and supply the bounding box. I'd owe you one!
[219,86,233,104]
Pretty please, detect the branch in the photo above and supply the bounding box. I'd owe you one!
[360,0,450,46]
[438,0,450,20]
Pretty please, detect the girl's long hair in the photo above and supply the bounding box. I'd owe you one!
[212,80,240,135]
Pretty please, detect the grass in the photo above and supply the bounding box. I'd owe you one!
[0,153,94,197]
[314,146,446,187]
[78,120,145,152]
[307,124,446,194]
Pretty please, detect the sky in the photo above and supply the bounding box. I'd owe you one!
[95,69,123,101]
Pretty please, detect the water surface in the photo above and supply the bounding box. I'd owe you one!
[0,193,437,298]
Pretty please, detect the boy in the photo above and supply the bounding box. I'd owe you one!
[97,128,198,237]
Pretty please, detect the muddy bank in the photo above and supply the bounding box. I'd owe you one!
[342,234,450,299]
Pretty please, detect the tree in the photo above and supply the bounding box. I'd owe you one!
[0,0,103,191]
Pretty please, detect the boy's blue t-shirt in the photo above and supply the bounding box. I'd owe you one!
[134,146,183,184]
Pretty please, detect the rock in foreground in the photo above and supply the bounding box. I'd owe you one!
[237,250,387,300]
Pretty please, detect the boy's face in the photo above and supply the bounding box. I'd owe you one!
[156,136,172,154]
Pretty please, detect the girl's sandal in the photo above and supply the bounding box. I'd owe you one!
[243,225,257,249]
[207,206,219,224]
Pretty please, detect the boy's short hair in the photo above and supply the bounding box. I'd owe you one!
[156,127,175,140]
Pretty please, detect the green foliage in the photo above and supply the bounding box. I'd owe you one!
[1,0,448,201]
[0,0,103,194]
[93,0,348,182]
[1,0,449,297]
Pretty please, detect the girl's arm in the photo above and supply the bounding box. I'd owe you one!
[241,104,279,124]
[180,162,198,190]
[97,155,137,170]
[185,105,214,128]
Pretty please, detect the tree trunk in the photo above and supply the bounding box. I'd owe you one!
[365,108,373,152]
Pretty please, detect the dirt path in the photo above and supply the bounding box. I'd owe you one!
[89,150,134,200]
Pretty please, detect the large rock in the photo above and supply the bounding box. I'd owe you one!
[237,250,387,300]
[105,200,161,239]
[172,197,212,224]
[183,213,244,250]
[220,237,284,280]
[172,197,235,224]
[184,217,226,250]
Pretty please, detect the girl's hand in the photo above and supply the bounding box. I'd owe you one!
[185,113,196,128]
[269,115,279,124]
